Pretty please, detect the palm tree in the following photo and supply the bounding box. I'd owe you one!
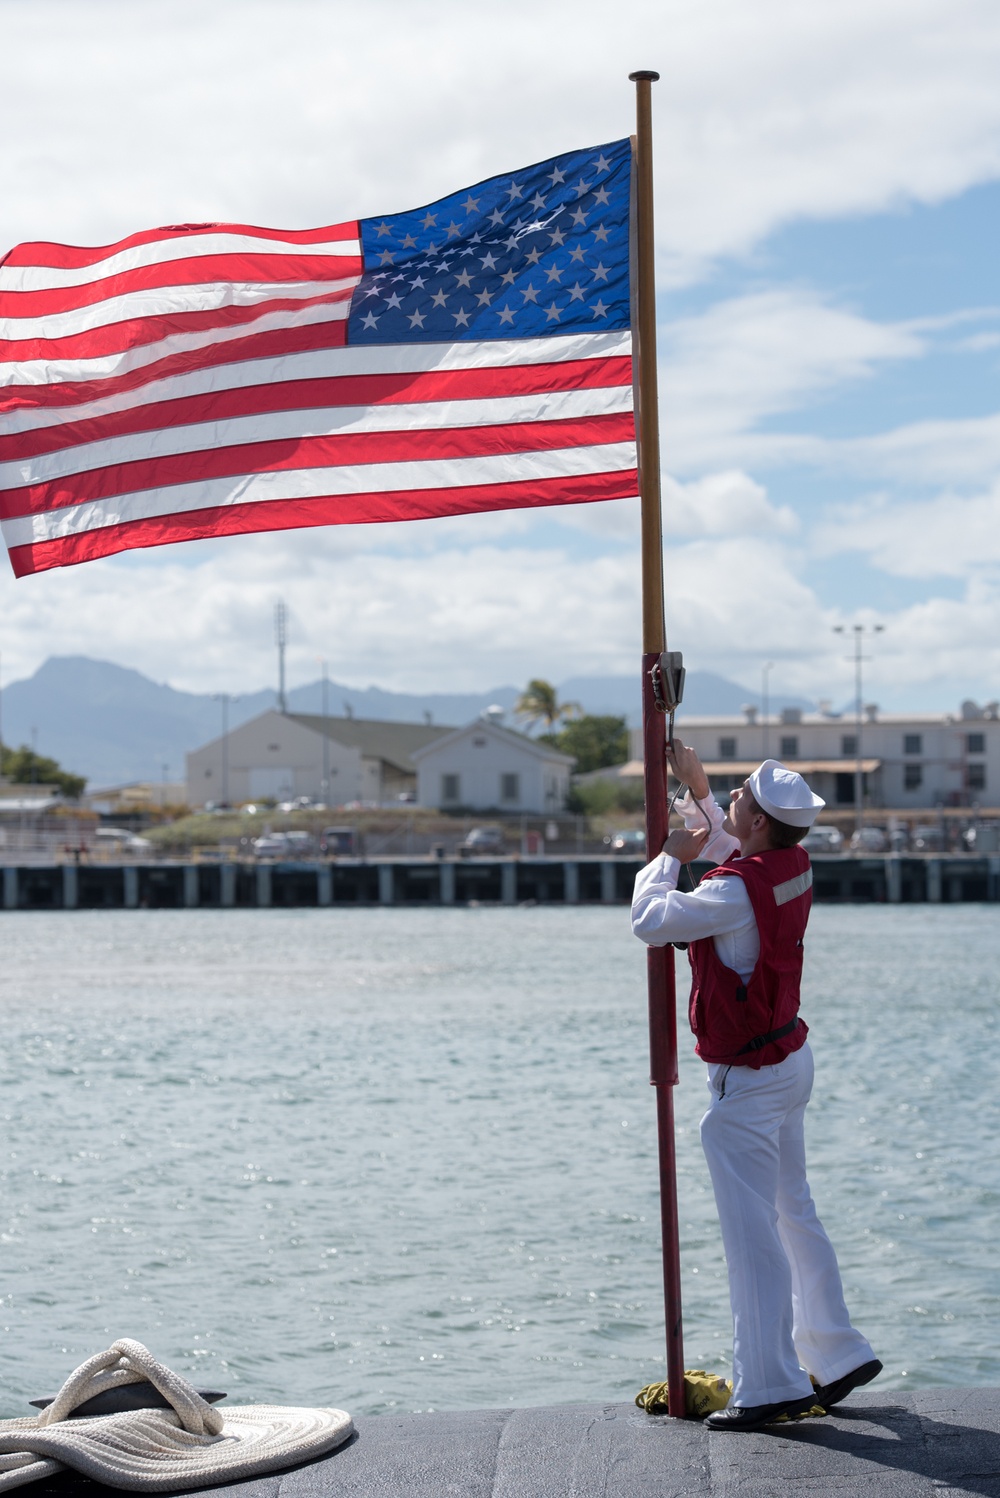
[514,679,582,733]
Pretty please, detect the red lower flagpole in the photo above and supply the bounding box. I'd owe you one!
[630,68,686,1416]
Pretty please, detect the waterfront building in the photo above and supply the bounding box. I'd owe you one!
[185,710,452,807]
[411,720,574,814]
[627,700,1000,811]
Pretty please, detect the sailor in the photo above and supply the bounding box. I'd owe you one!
[632,739,881,1430]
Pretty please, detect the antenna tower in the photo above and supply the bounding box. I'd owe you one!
[274,600,288,713]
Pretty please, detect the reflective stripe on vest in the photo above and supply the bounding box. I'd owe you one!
[772,867,813,906]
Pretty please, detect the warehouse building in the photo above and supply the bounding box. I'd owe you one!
[186,710,452,807]
[628,699,1000,810]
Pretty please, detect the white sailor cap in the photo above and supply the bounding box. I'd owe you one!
[748,759,825,828]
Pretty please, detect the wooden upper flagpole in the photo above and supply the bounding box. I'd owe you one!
[629,68,686,1418]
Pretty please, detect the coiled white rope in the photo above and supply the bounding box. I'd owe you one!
[0,1340,352,1492]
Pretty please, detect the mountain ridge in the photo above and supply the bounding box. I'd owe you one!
[0,656,806,786]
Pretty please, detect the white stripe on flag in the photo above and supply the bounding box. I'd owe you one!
[1,328,631,431]
[2,442,638,548]
[1,385,633,490]
[0,278,359,342]
[0,297,354,393]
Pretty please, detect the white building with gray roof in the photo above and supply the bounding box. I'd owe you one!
[186,709,452,807]
[410,720,575,813]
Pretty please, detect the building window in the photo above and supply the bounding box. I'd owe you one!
[441,773,460,803]
[500,772,520,803]
[472,735,487,748]
[967,732,986,754]
[968,763,987,792]
[718,736,737,758]
[841,734,857,756]
[904,734,922,755]
[779,735,799,759]
[903,763,923,791]
[835,773,854,804]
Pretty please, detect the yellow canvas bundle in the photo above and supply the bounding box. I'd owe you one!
[635,1370,732,1419]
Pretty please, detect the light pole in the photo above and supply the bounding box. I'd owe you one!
[274,600,288,714]
[833,624,884,835]
[213,694,236,808]
[318,658,330,806]
[761,661,774,761]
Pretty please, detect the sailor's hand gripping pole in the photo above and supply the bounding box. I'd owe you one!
[630,67,686,1418]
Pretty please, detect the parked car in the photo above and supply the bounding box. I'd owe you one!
[965,823,1000,853]
[802,825,843,855]
[320,826,360,856]
[281,830,316,857]
[849,826,887,853]
[251,834,292,857]
[604,828,646,855]
[912,824,945,852]
[93,827,153,853]
[457,826,506,858]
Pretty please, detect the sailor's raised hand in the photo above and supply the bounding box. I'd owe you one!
[662,826,710,864]
[665,738,710,799]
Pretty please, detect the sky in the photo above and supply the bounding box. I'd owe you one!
[1,0,999,712]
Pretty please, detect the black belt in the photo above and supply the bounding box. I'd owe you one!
[736,1017,800,1056]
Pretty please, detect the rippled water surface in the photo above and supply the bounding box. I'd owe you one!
[0,905,997,1417]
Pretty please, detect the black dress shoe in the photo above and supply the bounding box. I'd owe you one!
[812,1358,882,1410]
[705,1394,816,1431]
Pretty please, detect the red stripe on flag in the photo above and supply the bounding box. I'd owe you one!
[0,221,359,271]
[0,317,352,414]
[8,467,639,576]
[2,356,632,463]
[1,412,635,519]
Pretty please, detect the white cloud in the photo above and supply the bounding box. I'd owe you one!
[3,0,1000,712]
[816,480,1000,577]
[552,472,797,539]
[654,291,1000,487]
[0,529,645,694]
[659,289,923,471]
[836,412,1000,486]
[2,0,1000,282]
[662,471,798,535]
[3,499,997,711]
[0,522,820,694]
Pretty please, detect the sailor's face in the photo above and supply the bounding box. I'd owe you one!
[724,779,757,841]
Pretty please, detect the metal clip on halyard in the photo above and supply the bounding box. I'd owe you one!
[649,650,686,750]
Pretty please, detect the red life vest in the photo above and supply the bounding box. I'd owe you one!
[687,846,812,1068]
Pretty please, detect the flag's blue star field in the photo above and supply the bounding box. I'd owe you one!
[349,139,630,344]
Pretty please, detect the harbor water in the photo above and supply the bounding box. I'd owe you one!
[1,905,997,1417]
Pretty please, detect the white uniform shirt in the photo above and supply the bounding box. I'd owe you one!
[630,790,760,983]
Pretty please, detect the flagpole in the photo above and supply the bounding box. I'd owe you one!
[629,67,686,1418]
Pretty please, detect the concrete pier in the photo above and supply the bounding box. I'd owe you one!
[2,855,999,911]
[42,1388,1000,1497]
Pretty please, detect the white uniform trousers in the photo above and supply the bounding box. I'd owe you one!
[700,1041,874,1407]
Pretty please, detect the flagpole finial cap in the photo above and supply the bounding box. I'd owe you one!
[629,70,660,82]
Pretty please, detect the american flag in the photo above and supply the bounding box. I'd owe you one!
[0,139,636,578]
